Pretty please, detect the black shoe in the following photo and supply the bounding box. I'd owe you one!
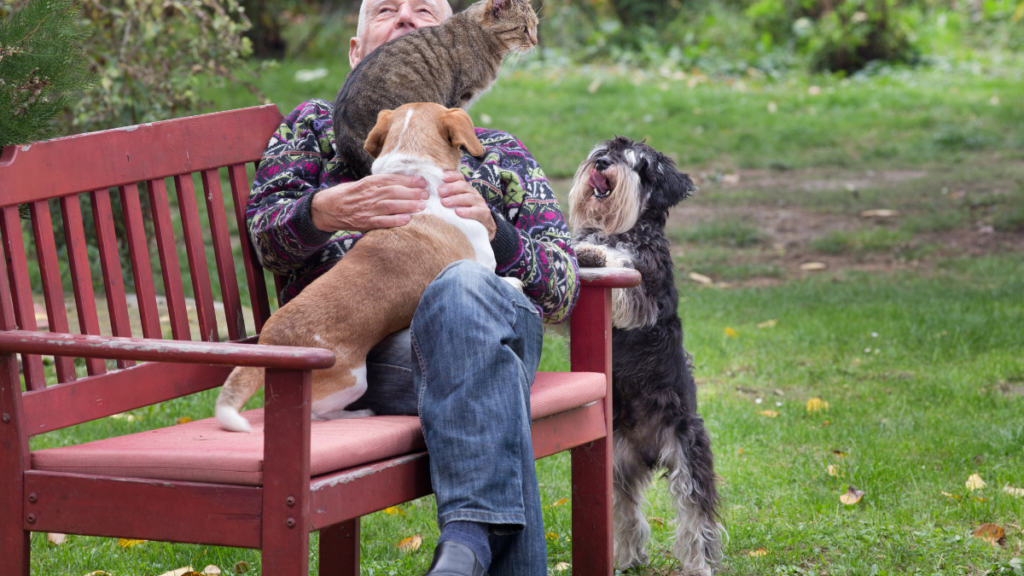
[423,540,487,576]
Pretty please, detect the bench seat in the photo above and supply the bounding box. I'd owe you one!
[31,371,606,486]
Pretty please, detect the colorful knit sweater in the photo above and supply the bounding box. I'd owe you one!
[247,99,579,323]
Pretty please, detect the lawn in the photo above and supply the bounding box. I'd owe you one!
[24,59,1024,575]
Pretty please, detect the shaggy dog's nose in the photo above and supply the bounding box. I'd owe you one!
[595,157,612,171]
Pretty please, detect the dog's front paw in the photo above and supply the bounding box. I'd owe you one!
[575,242,608,267]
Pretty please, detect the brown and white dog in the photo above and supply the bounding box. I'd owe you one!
[216,102,500,432]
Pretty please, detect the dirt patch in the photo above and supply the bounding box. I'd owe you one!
[696,167,930,192]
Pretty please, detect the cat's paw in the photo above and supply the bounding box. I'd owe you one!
[574,242,608,268]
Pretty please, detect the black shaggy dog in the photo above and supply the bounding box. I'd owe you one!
[568,137,724,575]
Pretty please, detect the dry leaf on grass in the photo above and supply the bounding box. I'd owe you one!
[157,568,198,576]
[553,562,571,572]
[83,572,112,575]
[806,398,829,413]
[648,517,665,527]
[551,498,569,508]
[397,534,422,553]
[722,174,741,186]
[746,548,768,557]
[546,532,560,541]
[757,319,778,328]
[117,538,146,548]
[233,561,250,574]
[861,209,900,218]
[688,272,713,285]
[47,532,67,545]
[175,417,194,425]
[201,567,221,576]
[1004,485,1024,498]
[828,465,839,477]
[840,486,865,505]
[800,262,827,271]
[758,410,779,418]
[942,491,962,501]
[725,327,738,338]
[832,450,848,458]
[383,506,405,516]
[972,523,1007,547]
[966,473,987,491]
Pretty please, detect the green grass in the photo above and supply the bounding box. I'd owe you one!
[670,219,766,248]
[811,227,915,255]
[28,255,1024,575]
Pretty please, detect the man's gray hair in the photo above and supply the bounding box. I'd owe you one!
[357,0,454,40]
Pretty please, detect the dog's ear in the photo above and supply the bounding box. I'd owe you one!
[647,164,697,212]
[442,109,485,157]
[363,109,395,158]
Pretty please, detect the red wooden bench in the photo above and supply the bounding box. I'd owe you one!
[0,105,639,576]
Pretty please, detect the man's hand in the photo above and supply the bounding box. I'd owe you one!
[311,174,429,232]
[439,171,497,241]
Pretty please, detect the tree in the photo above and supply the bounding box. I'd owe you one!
[0,0,95,147]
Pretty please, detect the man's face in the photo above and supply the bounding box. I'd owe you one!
[350,0,451,69]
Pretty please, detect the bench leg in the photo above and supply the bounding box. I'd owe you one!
[571,437,613,576]
[319,518,360,575]
[0,522,29,576]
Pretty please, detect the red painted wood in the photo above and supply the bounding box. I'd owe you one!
[0,230,17,330]
[174,174,219,342]
[228,164,271,333]
[29,200,77,383]
[531,402,607,460]
[0,105,284,207]
[23,471,262,548]
[309,453,432,531]
[319,519,360,576]
[119,184,161,339]
[0,350,30,576]
[22,362,235,435]
[90,189,135,369]
[148,178,191,341]
[0,330,335,370]
[0,206,45,389]
[202,169,244,341]
[569,286,615,576]
[578,267,642,288]
[60,195,106,376]
[262,369,312,576]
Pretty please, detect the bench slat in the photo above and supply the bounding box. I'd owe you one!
[29,201,76,383]
[174,174,219,342]
[0,218,17,330]
[148,178,191,341]
[60,195,106,376]
[228,163,271,332]
[90,190,135,369]
[202,169,244,341]
[119,184,161,339]
[0,206,46,389]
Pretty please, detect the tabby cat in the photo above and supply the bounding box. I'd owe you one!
[332,0,538,177]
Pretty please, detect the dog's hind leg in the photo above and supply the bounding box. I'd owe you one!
[660,420,723,576]
[613,430,653,571]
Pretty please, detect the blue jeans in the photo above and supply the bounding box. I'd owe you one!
[347,260,547,575]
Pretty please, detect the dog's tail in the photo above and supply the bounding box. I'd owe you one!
[215,366,264,433]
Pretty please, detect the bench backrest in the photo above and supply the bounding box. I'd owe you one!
[0,105,285,394]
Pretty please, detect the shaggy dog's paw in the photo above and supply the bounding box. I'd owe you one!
[575,242,608,267]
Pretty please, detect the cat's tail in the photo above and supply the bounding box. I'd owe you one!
[215,366,264,433]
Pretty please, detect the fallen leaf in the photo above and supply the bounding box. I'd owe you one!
[689,272,713,285]
[806,398,829,413]
[47,532,67,545]
[397,534,422,553]
[972,523,1007,547]
[551,498,569,508]
[966,473,987,491]
[758,410,779,418]
[722,173,741,186]
[832,450,848,458]
[860,209,900,218]
[157,568,197,576]
[808,85,821,96]
[800,262,827,271]
[202,567,222,576]
[383,506,405,516]
[233,561,250,574]
[757,319,777,328]
[725,327,738,338]
[1004,485,1024,498]
[118,538,146,548]
[840,486,865,505]
[746,548,768,556]
[175,417,194,425]
[83,572,112,576]
[821,420,831,427]
[587,78,601,93]
[942,491,962,500]
[546,532,560,541]
[827,465,838,477]
[647,516,665,527]
[553,562,571,572]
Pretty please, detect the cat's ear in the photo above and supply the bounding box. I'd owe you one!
[364,109,395,158]
[442,109,484,157]
[490,0,507,16]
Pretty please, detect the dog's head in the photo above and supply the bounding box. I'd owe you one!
[364,102,485,170]
[568,137,697,236]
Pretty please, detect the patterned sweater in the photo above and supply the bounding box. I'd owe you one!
[247,99,579,323]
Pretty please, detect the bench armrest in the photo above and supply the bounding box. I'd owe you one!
[579,267,641,288]
[0,330,335,370]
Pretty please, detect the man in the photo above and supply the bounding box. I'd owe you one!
[246,1,579,574]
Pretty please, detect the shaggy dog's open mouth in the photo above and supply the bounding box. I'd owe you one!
[589,168,614,199]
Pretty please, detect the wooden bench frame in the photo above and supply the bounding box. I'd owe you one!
[0,105,638,575]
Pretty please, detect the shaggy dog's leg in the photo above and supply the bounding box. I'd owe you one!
[613,430,653,570]
[661,422,723,576]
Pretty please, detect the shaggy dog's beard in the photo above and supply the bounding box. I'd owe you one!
[568,159,643,237]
